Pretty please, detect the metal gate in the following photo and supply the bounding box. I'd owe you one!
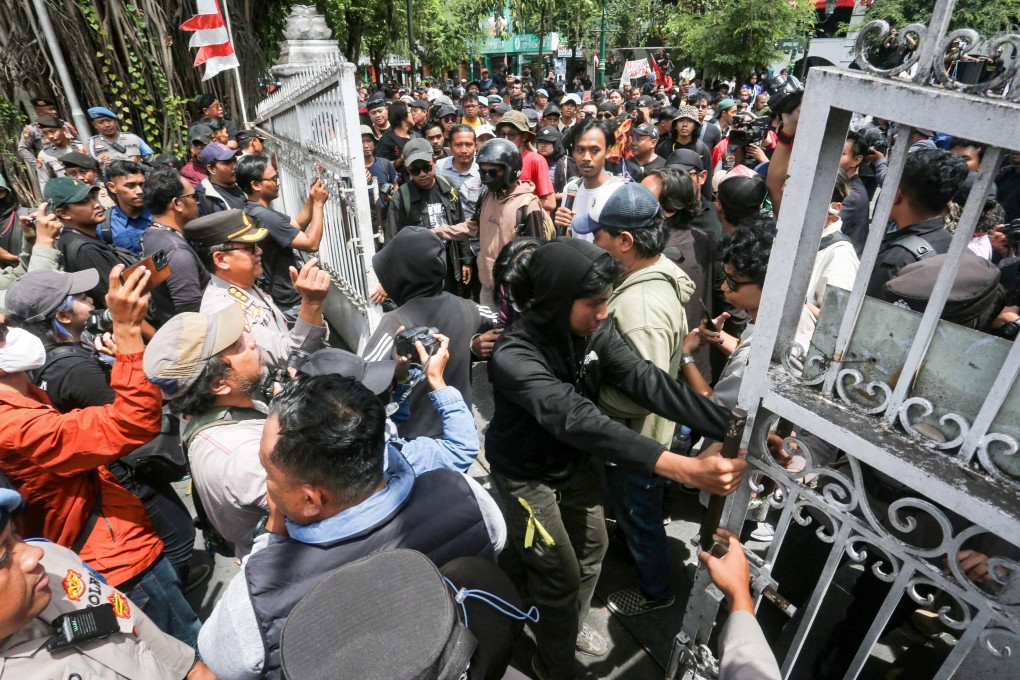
[253,53,381,351]
[674,2,1020,677]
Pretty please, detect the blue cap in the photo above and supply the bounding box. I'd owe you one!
[87,106,118,120]
[200,142,239,165]
[576,182,661,235]
[488,95,503,105]
[0,489,23,532]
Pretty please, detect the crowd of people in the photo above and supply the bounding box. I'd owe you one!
[0,54,1017,680]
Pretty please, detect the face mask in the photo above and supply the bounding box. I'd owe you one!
[0,327,47,373]
[480,167,508,191]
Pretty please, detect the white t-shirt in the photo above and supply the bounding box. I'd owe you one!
[569,175,624,243]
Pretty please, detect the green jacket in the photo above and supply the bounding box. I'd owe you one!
[599,255,695,447]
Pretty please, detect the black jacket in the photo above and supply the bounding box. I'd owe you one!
[866,217,952,297]
[485,238,728,483]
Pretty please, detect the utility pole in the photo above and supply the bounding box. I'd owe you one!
[405,0,415,87]
[598,0,607,86]
[30,0,90,143]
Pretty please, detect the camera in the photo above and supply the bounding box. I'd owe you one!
[999,218,1020,249]
[394,326,440,359]
[79,309,113,350]
[859,126,889,156]
[728,116,771,149]
[258,349,310,403]
[765,73,804,116]
[378,182,395,198]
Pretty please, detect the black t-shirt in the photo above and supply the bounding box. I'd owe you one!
[376,128,422,164]
[213,183,248,210]
[37,344,114,411]
[140,226,211,326]
[244,203,301,310]
[57,228,135,308]
[638,156,666,173]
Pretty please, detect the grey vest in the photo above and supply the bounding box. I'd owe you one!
[245,467,494,678]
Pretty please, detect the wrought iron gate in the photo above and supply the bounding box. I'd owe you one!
[253,53,381,351]
[673,2,1020,677]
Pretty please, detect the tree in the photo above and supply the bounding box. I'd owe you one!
[862,0,1019,39]
[660,0,816,79]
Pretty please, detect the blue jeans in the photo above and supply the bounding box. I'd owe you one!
[604,465,672,601]
[122,556,201,650]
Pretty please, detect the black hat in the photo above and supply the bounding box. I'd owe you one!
[536,126,561,143]
[717,175,767,215]
[235,129,266,145]
[36,115,63,129]
[409,99,430,110]
[597,102,619,115]
[638,95,657,107]
[59,151,99,170]
[280,550,477,680]
[884,253,1003,327]
[195,93,217,111]
[31,98,55,108]
[542,104,560,117]
[299,348,397,396]
[630,122,659,139]
[665,149,705,172]
[184,209,269,248]
[366,96,388,111]
[437,105,459,118]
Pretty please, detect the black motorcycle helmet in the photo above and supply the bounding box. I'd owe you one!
[476,138,522,192]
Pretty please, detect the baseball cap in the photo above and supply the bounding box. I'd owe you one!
[542,104,561,117]
[188,123,215,145]
[576,182,661,235]
[665,149,705,172]
[403,138,434,166]
[299,348,397,396]
[235,129,266,145]
[498,111,531,134]
[597,102,618,115]
[0,489,23,535]
[477,96,488,107]
[716,175,768,216]
[674,105,700,123]
[561,93,581,107]
[488,95,503,105]
[638,95,656,107]
[493,103,511,114]
[143,305,246,400]
[536,88,549,97]
[184,209,269,248]
[36,115,63,129]
[31,98,55,108]
[200,142,240,165]
[43,177,99,208]
[87,106,118,120]
[433,94,454,108]
[536,126,561,143]
[523,109,540,128]
[437,105,458,119]
[476,125,495,141]
[631,123,659,139]
[717,98,737,113]
[481,67,489,73]
[360,124,378,141]
[5,269,100,323]
[426,88,443,102]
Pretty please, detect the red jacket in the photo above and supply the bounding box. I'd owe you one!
[0,352,164,586]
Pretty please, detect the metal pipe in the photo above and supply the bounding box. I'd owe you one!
[30,0,90,143]
[405,0,415,87]
[219,0,250,126]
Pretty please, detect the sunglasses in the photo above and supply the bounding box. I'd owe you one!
[497,129,521,141]
[723,271,760,292]
[409,164,433,176]
[597,112,615,119]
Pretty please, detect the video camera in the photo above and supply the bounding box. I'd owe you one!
[765,73,804,116]
[728,116,772,149]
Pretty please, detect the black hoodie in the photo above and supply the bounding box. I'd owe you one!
[485,238,728,483]
[362,226,491,439]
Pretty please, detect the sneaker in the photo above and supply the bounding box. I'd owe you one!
[575,623,608,656]
[750,522,775,543]
[183,563,213,593]
[607,587,675,616]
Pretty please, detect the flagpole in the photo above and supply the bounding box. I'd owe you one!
[218,0,249,126]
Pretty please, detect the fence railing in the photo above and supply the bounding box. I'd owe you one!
[673,2,1020,677]
[254,53,381,352]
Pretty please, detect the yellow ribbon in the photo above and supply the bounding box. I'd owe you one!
[518,498,556,549]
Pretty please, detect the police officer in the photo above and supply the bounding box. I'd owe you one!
[16,98,78,171]
[188,209,330,371]
[58,151,115,208]
[0,489,214,679]
[35,116,86,191]
[85,106,153,168]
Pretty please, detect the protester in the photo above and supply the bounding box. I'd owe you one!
[554,119,625,242]
[377,101,423,179]
[495,111,555,210]
[236,154,327,319]
[629,122,665,173]
[181,123,214,187]
[101,160,151,253]
[190,210,329,371]
[194,92,239,145]
[423,119,449,161]
[236,129,265,155]
[437,124,483,220]
[197,142,247,213]
[0,200,61,302]
[839,131,873,254]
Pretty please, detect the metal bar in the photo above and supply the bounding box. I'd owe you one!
[880,147,1004,426]
[910,0,957,85]
[780,523,854,677]
[821,125,913,396]
[930,608,993,680]
[843,566,915,679]
[30,0,91,142]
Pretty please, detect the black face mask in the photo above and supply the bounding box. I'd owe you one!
[480,167,508,191]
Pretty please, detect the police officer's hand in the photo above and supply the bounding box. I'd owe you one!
[554,206,575,230]
[290,257,331,306]
[107,264,151,355]
[419,332,450,391]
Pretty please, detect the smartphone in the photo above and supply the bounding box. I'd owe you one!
[698,299,713,326]
[121,250,171,292]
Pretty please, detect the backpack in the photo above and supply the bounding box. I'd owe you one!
[513,193,555,241]
[889,234,937,261]
[395,174,457,220]
[818,231,852,251]
[181,406,266,557]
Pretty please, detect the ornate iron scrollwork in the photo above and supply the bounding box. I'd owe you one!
[835,369,892,414]
[897,397,970,450]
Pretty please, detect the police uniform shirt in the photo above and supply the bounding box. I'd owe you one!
[87,132,153,167]
[18,121,79,160]
[0,542,194,679]
[37,140,87,187]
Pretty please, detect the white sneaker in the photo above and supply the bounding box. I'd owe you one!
[750,522,775,542]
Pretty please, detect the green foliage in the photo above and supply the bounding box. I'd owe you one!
[661,0,816,77]
[863,0,1020,37]
[413,0,488,73]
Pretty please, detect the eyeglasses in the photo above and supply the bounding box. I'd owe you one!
[497,129,521,141]
[216,243,260,254]
[723,271,760,292]
[260,176,280,185]
[597,112,615,119]
[176,193,198,202]
[408,163,433,176]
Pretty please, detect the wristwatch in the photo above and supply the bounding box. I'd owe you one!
[680,353,696,367]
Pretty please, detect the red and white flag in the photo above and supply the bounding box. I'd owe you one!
[180,0,239,81]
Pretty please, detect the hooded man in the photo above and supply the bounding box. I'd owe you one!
[485,237,745,678]
[362,226,494,440]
